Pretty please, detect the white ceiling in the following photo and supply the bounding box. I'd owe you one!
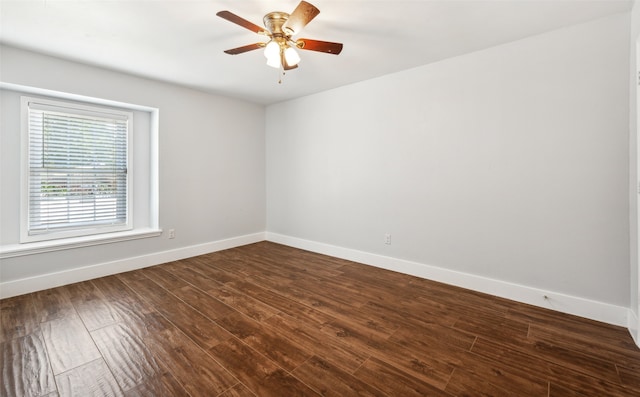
[0,0,633,105]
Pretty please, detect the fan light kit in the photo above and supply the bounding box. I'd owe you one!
[217,1,343,81]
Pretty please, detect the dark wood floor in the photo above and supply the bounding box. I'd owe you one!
[2,242,640,396]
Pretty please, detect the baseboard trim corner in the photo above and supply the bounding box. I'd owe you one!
[0,232,266,299]
[266,232,630,329]
[629,309,640,347]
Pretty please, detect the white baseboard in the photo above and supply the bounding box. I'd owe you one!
[629,309,639,346]
[266,232,630,329]
[0,232,265,299]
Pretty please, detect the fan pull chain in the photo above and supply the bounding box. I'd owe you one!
[278,64,285,84]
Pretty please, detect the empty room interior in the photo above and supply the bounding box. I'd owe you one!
[1,0,640,396]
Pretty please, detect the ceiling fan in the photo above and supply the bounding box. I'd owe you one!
[216,1,343,71]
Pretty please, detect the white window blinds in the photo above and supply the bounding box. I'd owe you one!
[24,99,132,239]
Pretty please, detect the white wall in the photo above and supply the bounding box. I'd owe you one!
[0,45,266,294]
[266,14,631,316]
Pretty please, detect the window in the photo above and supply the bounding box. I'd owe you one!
[21,97,133,242]
[0,83,159,258]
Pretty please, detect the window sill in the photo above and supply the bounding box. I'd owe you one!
[0,228,163,259]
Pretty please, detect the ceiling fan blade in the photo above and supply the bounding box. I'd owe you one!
[216,10,268,35]
[283,1,320,35]
[296,39,343,55]
[223,43,265,55]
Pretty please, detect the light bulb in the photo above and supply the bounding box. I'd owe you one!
[284,46,300,66]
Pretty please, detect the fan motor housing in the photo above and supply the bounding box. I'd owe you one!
[263,12,290,36]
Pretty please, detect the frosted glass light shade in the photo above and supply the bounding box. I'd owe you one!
[266,56,281,68]
[264,41,280,59]
[284,47,300,66]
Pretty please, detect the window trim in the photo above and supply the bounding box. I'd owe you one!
[21,96,134,242]
[0,82,161,258]
[0,228,163,259]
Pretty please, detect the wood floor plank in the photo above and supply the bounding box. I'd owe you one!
[160,262,229,292]
[205,283,280,322]
[193,255,254,279]
[270,281,359,315]
[292,355,388,397]
[385,326,476,373]
[170,284,235,321]
[445,367,538,397]
[353,357,454,397]
[240,242,337,267]
[548,377,632,397]
[274,283,400,339]
[91,323,162,392]
[265,313,369,374]
[327,275,421,314]
[518,338,621,384]
[548,382,588,396]
[31,287,75,323]
[451,312,531,347]
[216,311,312,371]
[183,257,246,285]
[389,322,477,352]
[226,279,335,328]
[237,251,306,285]
[362,297,460,329]
[90,275,153,310]
[450,350,549,396]
[122,371,189,397]
[90,276,157,329]
[471,337,632,396]
[507,303,638,350]
[208,337,320,397]
[118,273,231,350]
[217,383,258,397]
[41,315,102,375]
[140,265,190,291]
[65,281,120,331]
[617,364,640,393]
[1,332,57,397]
[320,318,455,389]
[528,323,640,370]
[55,358,123,397]
[291,276,376,311]
[0,294,39,343]
[145,327,238,397]
[336,262,417,286]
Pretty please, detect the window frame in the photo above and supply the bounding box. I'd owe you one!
[21,96,134,243]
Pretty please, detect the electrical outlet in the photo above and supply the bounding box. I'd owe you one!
[168,229,176,239]
[384,233,391,245]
